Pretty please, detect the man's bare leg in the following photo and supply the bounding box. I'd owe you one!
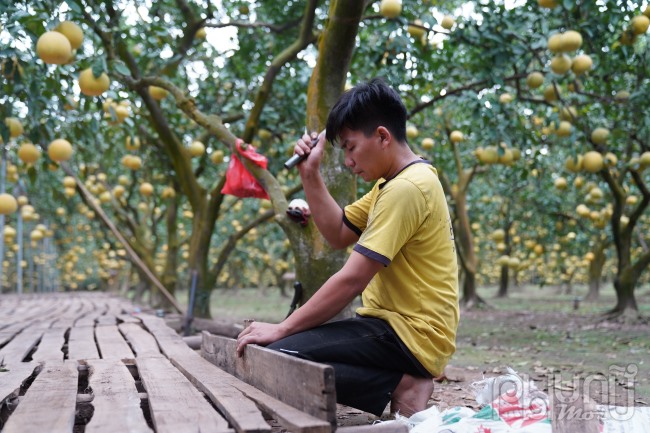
[390,373,434,417]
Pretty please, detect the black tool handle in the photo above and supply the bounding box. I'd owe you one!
[284,136,319,170]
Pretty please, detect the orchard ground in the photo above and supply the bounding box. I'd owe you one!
[176,282,650,423]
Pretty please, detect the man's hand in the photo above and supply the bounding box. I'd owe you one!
[294,130,326,175]
[235,321,288,357]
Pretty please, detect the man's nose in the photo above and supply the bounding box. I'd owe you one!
[344,155,354,168]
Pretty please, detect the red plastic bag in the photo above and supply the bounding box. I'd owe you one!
[221,139,269,199]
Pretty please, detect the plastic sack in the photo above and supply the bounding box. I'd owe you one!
[221,139,269,199]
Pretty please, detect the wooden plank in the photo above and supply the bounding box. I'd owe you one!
[2,360,78,433]
[31,327,66,362]
[337,422,408,433]
[95,325,135,360]
[201,333,337,426]
[169,352,272,433]
[0,362,39,402]
[118,313,142,324]
[96,314,117,326]
[171,352,331,433]
[0,324,47,367]
[85,359,153,433]
[136,355,233,433]
[119,323,161,357]
[141,314,335,433]
[68,325,100,361]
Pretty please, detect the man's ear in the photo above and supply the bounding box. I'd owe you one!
[377,126,391,148]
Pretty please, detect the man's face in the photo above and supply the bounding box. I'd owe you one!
[338,127,383,182]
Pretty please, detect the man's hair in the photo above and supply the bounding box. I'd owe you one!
[325,78,407,145]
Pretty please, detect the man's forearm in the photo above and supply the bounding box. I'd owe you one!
[301,170,347,246]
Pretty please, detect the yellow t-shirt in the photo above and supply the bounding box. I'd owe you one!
[343,161,459,376]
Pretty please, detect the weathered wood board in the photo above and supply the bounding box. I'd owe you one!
[1,360,78,433]
[201,332,337,427]
[85,359,153,433]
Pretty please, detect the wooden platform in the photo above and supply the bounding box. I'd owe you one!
[0,293,407,433]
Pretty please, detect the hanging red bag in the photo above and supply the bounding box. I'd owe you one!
[221,139,270,199]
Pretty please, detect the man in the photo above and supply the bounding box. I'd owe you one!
[236,78,459,417]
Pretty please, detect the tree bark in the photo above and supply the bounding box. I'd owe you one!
[586,242,607,301]
[291,0,364,314]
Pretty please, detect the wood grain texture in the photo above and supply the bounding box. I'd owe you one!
[119,323,161,357]
[142,315,331,433]
[137,355,233,433]
[95,325,135,360]
[31,327,66,362]
[201,332,336,426]
[2,360,78,433]
[85,359,153,433]
[337,422,409,433]
[0,362,39,402]
[0,324,47,367]
[169,352,272,433]
[68,325,100,361]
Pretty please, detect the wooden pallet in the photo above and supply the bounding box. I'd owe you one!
[0,293,407,433]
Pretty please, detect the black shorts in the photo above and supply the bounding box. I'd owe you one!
[267,315,431,416]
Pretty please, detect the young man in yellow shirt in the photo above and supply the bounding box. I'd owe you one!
[236,78,459,417]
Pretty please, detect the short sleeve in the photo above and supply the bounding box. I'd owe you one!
[353,179,427,265]
[343,185,377,236]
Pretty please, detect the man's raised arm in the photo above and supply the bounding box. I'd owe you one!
[293,131,358,249]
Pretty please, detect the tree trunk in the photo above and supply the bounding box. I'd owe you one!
[609,279,638,315]
[586,244,606,301]
[497,266,509,298]
[287,0,364,313]
[453,185,483,308]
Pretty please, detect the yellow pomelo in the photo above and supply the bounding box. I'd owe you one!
[48,138,73,162]
[554,177,568,190]
[5,117,24,137]
[0,194,18,215]
[79,68,110,96]
[139,182,154,196]
[189,140,205,157]
[543,85,560,102]
[556,121,572,137]
[211,149,225,164]
[18,142,41,164]
[550,54,572,74]
[406,125,419,139]
[526,72,544,89]
[561,30,583,51]
[499,93,513,104]
[449,130,464,143]
[630,15,650,35]
[547,33,563,52]
[441,16,455,30]
[55,21,84,50]
[591,127,609,145]
[407,20,426,39]
[583,151,604,173]
[565,155,583,172]
[421,137,434,150]
[149,86,169,100]
[379,0,402,19]
[36,31,72,65]
[571,54,593,75]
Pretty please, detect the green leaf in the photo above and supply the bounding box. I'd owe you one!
[114,62,131,76]
[91,60,105,78]
[27,166,37,184]
[64,0,82,14]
